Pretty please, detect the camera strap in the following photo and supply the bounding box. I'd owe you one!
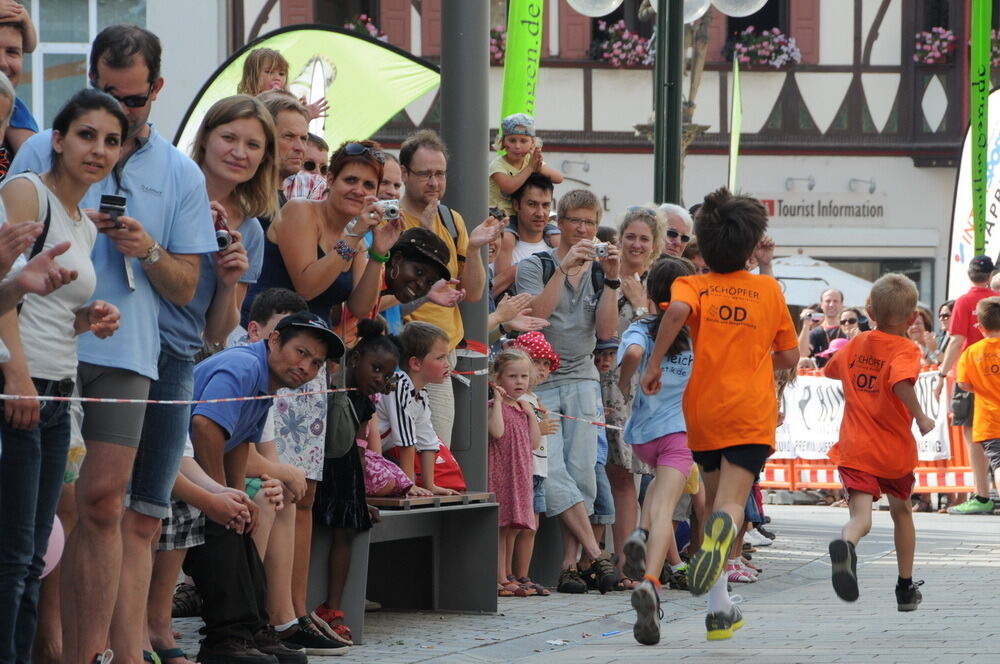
[16,172,53,315]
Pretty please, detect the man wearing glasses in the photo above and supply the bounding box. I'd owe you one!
[397,129,498,448]
[515,189,622,594]
[10,24,217,663]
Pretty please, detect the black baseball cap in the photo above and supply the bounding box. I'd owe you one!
[274,311,345,360]
[392,227,451,280]
[969,255,995,273]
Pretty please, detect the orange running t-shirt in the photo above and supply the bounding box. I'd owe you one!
[956,336,1000,443]
[671,271,797,451]
[822,331,922,478]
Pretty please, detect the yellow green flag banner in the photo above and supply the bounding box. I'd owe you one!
[728,59,742,191]
[500,0,545,122]
[174,26,441,154]
[971,1,992,255]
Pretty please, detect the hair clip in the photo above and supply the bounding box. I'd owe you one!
[658,302,670,311]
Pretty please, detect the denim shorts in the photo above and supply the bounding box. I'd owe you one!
[537,380,601,517]
[590,461,615,525]
[532,475,546,514]
[127,352,195,519]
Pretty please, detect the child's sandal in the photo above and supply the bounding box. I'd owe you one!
[507,575,537,596]
[518,577,550,596]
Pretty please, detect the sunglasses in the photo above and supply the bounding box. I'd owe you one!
[840,318,858,325]
[303,160,328,175]
[343,142,385,163]
[627,205,657,215]
[666,228,691,243]
[93,81,154,108]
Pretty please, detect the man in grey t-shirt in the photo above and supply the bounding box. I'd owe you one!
[514,189,621,594]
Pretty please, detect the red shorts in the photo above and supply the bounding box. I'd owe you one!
[838,466,914,501]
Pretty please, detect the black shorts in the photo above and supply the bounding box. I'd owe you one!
[693,444,772,477]
[981,439,1000,473]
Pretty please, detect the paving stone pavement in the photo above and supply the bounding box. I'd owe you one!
[174,505,1000,663]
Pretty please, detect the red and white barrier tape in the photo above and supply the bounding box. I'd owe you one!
[0,387,355,406]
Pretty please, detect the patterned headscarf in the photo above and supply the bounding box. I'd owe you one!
[501,113,535,137]
[512,331,560,373]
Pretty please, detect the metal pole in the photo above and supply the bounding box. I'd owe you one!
[440,0,489,491]
[665,0,684,203]
[654,0,684,203]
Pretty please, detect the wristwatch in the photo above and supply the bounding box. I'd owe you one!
[634,306,649,318]
[604,277,621,289]
[937,369,948,378]
[140,241,162,266]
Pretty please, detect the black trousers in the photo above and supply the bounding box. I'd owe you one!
[183,520,268,644]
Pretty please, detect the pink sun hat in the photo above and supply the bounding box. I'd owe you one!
[815,337,850,358]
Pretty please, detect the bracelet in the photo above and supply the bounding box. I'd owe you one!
[368,248,390,264]
[333,239,358,262]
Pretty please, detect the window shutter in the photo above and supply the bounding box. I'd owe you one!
[280,0,313,25]
[789,0,819,64]
[421,0,442,57]
[380,0,411,51]
[559,0,591,59]
[705,8,727,63]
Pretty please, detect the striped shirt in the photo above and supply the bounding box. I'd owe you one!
[375,371,441,453]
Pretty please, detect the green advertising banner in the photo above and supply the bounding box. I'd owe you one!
[728,59,742,192]
[971,0,992,255]
[500,0,545,122]
[174,26,440,154]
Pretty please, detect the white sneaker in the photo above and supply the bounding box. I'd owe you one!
[744,529,772,547]
[736,559,760,577]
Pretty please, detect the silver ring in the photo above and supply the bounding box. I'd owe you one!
[369,211,377,219]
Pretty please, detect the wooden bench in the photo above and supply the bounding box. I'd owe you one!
[307,492,498,644]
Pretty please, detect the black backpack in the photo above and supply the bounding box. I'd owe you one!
[532,250,604,299]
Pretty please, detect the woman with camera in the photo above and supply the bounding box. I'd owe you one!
[0,88,124,662]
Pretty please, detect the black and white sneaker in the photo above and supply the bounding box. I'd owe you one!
[630,579,662,645]
[829,539,859,602]
[279,618,350,655]
[623,528,648,581]
[895,580,924,612]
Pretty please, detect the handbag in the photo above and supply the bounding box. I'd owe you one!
[324,363,359,459]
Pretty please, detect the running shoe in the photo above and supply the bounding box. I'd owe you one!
[744,528,772,547]
[667,562,689,590]
[705,604,744,641]
[895,580,924,612]
[623,528,648,581]
[829,539,859,602]
[726,562,757,584]
[630,579,662,645]
[946,497,995,515]
[688,511,736,596]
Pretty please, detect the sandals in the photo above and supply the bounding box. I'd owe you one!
[498,583,515,597]
[310,605,354,646]
[516,576,550,596]
[506,575,537,596]
[499,581,528,597]
[154,648,191,664]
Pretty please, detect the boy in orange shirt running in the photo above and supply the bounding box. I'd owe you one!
[956,296,1000,514]
[641,188,799,640]
[824,273,935,611]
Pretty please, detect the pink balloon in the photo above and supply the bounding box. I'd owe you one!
[40,516,64,579]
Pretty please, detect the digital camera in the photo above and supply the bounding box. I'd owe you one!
[214,215,233,251]
[374,199,401,221]
[489,207,506,220]
[593,241,609,258]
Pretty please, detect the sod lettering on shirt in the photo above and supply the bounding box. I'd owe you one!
[702,285,761,329]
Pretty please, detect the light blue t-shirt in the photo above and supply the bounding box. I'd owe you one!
[9,126,217,379]
[618,319,693,446]
[159,216,265,359]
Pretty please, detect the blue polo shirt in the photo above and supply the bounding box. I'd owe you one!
[191,340,272,452]
[10,98,38,132]
[9,125,217,380]
[159,216,265,359]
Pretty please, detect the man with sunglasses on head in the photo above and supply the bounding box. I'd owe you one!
[9,24,217,664]
[397,129,499,448]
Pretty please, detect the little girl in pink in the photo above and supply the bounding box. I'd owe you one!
[488,349,541,597]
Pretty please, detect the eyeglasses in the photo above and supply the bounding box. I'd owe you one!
[409,169,447,181]
[303,160,328,175]
[840,318,858,325]
[939,312,951,319]
[93,81,154,108]
[342,142,385,163]
[560,215,598,229]
[666,228,692,243]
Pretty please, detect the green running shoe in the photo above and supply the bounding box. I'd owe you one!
[946,497,995,515]
[688,511,736,596]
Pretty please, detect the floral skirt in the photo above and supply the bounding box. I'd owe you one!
[274,367,327,481]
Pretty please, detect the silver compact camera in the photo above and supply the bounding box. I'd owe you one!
[374,199,401,221]
[593,241,609,258]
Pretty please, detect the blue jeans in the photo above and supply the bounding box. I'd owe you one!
[590,461,615,525]
[0,383,72,663]
[128,352,194,518]
[536,380,601,517]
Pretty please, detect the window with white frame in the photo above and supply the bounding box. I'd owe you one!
[16,0,146,129]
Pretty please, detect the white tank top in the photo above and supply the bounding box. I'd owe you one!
[8,173,97,380]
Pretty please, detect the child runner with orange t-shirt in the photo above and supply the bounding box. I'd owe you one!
[640,188,799,641]
[823,273,935,611]
[956,296,1000,516]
